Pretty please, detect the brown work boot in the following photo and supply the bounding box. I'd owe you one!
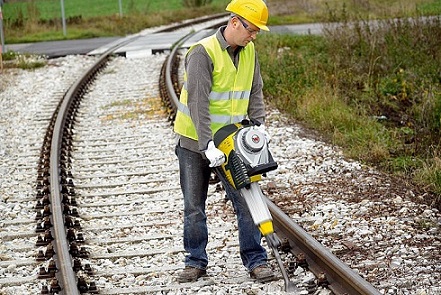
[250,265,275,283]
[177,266,207,283]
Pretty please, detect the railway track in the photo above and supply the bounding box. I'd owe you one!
[1,13,439,295]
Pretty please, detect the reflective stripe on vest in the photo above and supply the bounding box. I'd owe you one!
[174,34,255,140]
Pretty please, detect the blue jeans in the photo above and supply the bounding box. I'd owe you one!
[175,143,268,271]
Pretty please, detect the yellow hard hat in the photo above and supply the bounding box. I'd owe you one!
[226,0,269,31]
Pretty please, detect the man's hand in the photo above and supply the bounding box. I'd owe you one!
[204,141,225,167]
[255,124,271,143]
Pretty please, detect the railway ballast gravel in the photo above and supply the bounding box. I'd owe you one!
[0,53,439,295]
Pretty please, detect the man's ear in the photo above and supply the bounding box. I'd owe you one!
[231,16,239,29]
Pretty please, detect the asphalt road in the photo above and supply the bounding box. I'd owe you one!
[6,37,121,58]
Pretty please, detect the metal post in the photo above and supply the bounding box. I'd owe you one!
[60,0,66,36]
[118,0,123,17]
[0,0,5,54]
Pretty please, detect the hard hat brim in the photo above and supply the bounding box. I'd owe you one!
[257,24,270,31]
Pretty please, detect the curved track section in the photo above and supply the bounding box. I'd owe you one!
[64,53,291,294]
[5,12,437,295]
[35,19,381,295]
[0,14,229,295]
[43,16,230,295]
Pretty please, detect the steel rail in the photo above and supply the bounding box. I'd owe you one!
[44,14,230,295]
[47,23,149,293]
[49,53,111,295]
[161,18,227,120]
[267,199,381,294]
[163,32,194,120]
[157,12,228,33]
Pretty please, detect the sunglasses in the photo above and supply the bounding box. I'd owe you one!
[237,17,260,35]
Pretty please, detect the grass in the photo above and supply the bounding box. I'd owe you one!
[2,0,229,43]
[1,51,47,69]
[3,0,441,42]
[102,97,166,121]
[1,0,440,207]
[255,12,441,208]
[267,0,441,24]
[2,0,227,20]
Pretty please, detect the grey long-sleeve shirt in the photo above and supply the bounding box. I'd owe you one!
[178,26,266,154]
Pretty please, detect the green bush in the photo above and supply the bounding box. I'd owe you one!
[323,16,441,152]
[182,0,213,8]
[257,33,328,111]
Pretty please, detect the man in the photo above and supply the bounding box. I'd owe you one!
[173,0,274,283]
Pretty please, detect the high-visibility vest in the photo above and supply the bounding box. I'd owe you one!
[173,34,255,140]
